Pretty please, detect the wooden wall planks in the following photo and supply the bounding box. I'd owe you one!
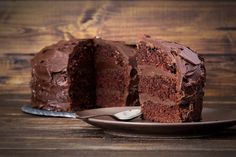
[0,0,235,54]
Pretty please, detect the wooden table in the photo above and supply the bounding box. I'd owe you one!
[0,1,236,156]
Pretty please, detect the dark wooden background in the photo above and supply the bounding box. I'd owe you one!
[0,0,236,156]
[0,0,235,54]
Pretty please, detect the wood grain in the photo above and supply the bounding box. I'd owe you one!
[0,0,235,54]
[0,150,235,157]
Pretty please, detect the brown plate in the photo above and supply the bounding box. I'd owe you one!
[78,106,236,138]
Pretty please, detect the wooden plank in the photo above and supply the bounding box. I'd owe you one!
[1,105,235,140]
[0,0,235,54]
[0,118,235,140]
[0,137,236,150]
[0,150,235,157]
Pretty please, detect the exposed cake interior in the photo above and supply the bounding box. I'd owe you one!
[67,39,139,110]
[68,39,96,110]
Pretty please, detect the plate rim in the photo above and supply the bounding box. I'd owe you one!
[88,117,236,126]
[83,106,236,126]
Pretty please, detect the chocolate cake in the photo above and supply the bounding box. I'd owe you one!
[137,36,206,123]
[31,36,206,123]
[31,38,139,112]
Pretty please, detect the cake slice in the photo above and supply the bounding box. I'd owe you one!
[136,36,206,123]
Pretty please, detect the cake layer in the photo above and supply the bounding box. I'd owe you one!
[141,100,182,123]
[139,93,175,106]
[138,65,176,78]
[96,89,125,107]
[96,68,126,91]
[139,75,177,101]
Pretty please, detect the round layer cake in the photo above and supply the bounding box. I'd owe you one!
[31,36,206,123]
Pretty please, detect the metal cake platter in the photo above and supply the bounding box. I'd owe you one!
[21,105,77,118]
[21,105,236,138]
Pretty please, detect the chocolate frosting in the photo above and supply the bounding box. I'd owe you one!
[31,39,80,111]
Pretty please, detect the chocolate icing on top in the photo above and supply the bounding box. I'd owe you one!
[32,40,79,80]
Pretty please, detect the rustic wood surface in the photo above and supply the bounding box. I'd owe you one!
[0,0,236,54]
[0,0,236,157]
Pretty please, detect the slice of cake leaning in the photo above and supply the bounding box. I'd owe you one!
[136,36,206,123]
